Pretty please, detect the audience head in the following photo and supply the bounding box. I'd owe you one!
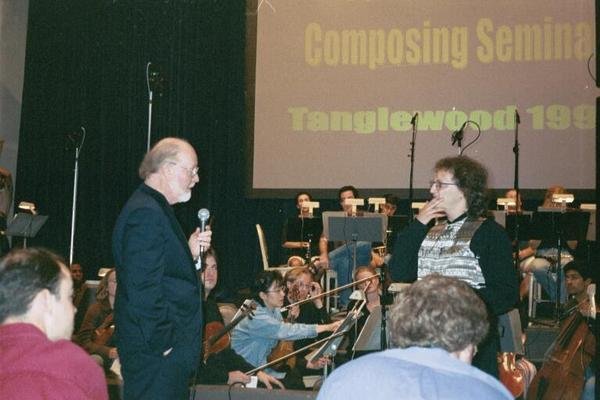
[338,185,359,212]
[287,255,305,267]
[284,267,315,301]
[252,270,285,308]
[295,192,312,212]
[542,185,566,208]
[0,248,75,341]
[96,268,116,304]
[504,189,522,212]
[381,194,398,216]
[354,265,380,295]
[138,137,199,204]
[200,248,219,295]
[564,260,593,298]
[390,274,488,363]
[432,156,488,218]
[70,263,84,288]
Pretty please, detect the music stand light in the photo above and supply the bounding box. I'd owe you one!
[496,198,516,210]
[302,201,320,217]
[552,193,574,211]
[368,197,386,213]
[411,202,426,210]
[344,198,364,217]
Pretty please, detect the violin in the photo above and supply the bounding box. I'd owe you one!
[267,283,302,370]
[203,299,256,362]
[527,284,596,399]
[93,313,115,346]
[497,352,525,398]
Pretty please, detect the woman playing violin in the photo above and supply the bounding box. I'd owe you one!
[231,270,341,389]
[77,268,118,370]
[198,249,283,389]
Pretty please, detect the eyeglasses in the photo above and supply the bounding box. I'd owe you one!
[266,286,286,294]
[167,161,199,178]
[429,180,458,190]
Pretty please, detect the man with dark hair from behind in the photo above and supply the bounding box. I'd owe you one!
[0,248,108,399]
[317,274,513,400]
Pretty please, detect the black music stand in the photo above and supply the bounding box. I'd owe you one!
[6,213,48,248]
[323,211,387,346]
[529,210,590,321]
[352,305,392,353]
[322,211,386,268]
[306,309,358,374]
[385,215,409,253]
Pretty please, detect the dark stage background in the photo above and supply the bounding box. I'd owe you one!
[13,1,599,292]
[13,0,322,292]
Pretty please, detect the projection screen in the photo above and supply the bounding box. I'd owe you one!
[249,0,597,196]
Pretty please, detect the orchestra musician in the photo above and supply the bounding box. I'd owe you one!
[318,185,373,307]
[77,268,118,371]
[282,192,322,264]
[231,270,341,389]
[390,156,519,377]
[282,267,331,359]
[197,249,283,389]
[562,260,596,400]
[346,266,381,359]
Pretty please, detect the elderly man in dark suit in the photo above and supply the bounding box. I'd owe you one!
[113,137,212,399]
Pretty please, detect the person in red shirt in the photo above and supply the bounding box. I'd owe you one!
[0,247,108,399]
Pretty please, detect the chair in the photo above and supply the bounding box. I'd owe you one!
[255,224,294,274]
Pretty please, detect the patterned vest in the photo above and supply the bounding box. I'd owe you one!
[417,217,486,289]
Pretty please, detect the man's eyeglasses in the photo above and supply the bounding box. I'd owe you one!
[429,180,458,190]
[266,286,286,294]
[168,161,199,177]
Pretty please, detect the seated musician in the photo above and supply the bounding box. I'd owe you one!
[346,266,381,359]
[77,268,118,370]
[523,185,578,303]
[282,191,322,265]
[562,260,596,400]
[231,270,341,389]
[283,267,331,356]
[317,274,513,400]
[318,185,373,307]
[197,249,283,388]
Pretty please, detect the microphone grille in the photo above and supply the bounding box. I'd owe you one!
[198,208,210,221]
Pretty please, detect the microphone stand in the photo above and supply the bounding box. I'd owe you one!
[512,110,521,275]
[379,267,392,350]
[146,62,153,152]
[68,127,86,265]
[407,112,418,218]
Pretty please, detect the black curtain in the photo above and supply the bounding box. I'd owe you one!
[14,0,298,291]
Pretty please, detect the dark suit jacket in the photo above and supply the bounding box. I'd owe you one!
[112,183,202,362]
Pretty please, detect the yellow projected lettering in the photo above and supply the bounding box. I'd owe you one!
[304,18,593,69]
[304,22,468,70]
[289,104,594,133]
[476,17,593,63]
[527,104,595,130]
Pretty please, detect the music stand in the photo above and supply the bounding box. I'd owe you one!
[352,305,392,353]
[385,215,409,253]
[305,309,359,370]
[6,213,48,248]
[529,210,590,321]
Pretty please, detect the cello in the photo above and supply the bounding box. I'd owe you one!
[527,284,596,399]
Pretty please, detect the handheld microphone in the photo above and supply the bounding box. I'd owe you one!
[197,208,210,254]
[451,121,468,146]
